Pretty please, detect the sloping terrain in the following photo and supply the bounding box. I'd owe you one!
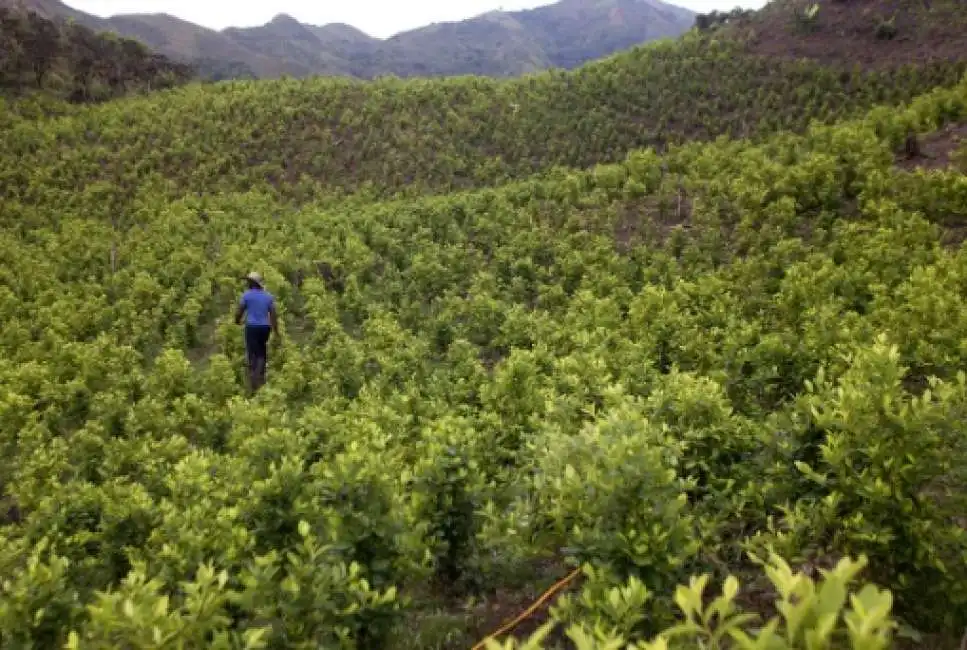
[2,34,963,226]
[898,122,967,173]
[2,69,967,649]
[4,0,966,219]
[514,0,697,68]
[100,12,287,79]
[221,14,357,77]
[741,0,967,68]
[0,5,193,102]
[4,0,967,648]
[1,0,696,79]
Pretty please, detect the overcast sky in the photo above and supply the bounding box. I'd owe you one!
[65,0,768,38]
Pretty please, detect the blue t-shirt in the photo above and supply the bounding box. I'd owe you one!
[240,289,275,327]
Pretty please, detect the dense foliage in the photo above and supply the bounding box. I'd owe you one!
[0,7,193,102]
[498,555,898,650]
[2,32,965,224]
[2,37,967,645]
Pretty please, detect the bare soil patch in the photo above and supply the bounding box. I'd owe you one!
[896,122,967,172]
[461,565,580,649]
[893,122,967,248]
[742,0,967,70]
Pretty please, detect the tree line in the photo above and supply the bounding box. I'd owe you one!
[0,7,194,102]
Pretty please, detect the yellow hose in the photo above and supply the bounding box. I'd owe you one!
[470,566,583,650]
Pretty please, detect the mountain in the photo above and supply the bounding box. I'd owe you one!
[0,0,696,80]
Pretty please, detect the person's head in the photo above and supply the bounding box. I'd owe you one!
[245,271,264,290]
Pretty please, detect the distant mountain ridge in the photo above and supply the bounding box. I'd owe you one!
[1,0,696,80]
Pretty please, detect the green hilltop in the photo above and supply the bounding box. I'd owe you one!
[2,0,967,648]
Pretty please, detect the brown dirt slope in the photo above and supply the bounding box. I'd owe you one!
[893,121,967,248]
[897,122,967,172]
[739,0,967,69]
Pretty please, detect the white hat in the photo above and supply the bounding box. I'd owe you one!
[245,271,263,286]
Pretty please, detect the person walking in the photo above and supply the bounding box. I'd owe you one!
[235,271,278,391]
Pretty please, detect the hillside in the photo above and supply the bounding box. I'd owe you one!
[2,34,964,226]
[3,0,967,219]
[3,59,967,648]
[4,0,967,648]
[742,0,967,68]
[1,0,696,80]
[0,5,193,102]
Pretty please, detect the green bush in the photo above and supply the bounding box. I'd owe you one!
[752,337,967,631]
[490,554,895,650]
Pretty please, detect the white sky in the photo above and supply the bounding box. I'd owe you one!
[65,0,769,38]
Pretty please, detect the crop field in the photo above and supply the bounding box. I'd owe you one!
[2,1,967,648]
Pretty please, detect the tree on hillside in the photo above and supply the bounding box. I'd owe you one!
[0,7,193,103]
[68,19,99,100]
[0,9,27,88]
[694,7,753,31]
[22,10,62,87]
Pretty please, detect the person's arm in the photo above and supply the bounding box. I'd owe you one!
[269,300,279,337]
[234,295,247,325]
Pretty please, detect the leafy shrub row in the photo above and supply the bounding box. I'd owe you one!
[2,34,965,223]
[2,53,967,649]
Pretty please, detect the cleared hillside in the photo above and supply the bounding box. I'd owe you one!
[742,0,967,68]
[0,6,193,102]
[2,70,967,647]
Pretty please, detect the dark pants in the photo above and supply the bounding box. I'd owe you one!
[244,325,271,390]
